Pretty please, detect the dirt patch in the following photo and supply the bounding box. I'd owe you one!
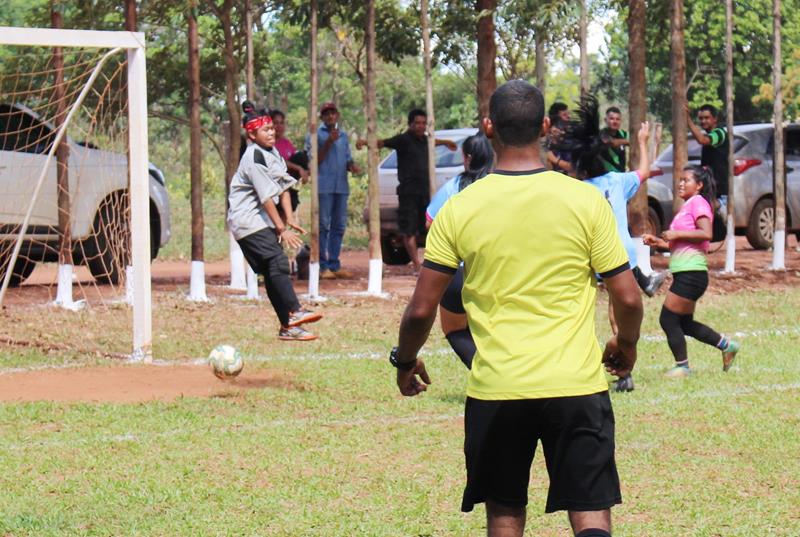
[0,363,295,403]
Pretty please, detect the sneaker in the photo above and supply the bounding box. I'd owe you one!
[644,271,669,297]
[615,374,635,392]
[722,340,740,372]
[287,309,323,327]
[278,325,319,341]
[320,269,336,280]
[333,268,354,279]
[664,365,691,378]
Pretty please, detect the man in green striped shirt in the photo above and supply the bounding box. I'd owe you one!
[600,107,629,173]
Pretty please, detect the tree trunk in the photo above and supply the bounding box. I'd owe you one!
[627,0,648,238]
[308,0,321,295]
[245,0,254,100]
[476,0,497,122]
[219,1,241,197]
[422,0,437,198]
[670,0,688,214]
[579,0,589,96]
[188,1,203,264]
[51,2,71,267]
[365,0,382,293]
[771,0,785,269]
[723,0,736,272]
[124,0,137,32]
[535,31,546,97]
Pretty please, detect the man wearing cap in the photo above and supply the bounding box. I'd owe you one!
[305,102,361,279]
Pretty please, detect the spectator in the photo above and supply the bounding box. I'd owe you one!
[271,109,308,213]
[305,102,361,279]
[687,104,729,203]
[599,106,629,173]
[546,101,572,173]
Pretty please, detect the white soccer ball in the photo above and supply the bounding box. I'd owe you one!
[208,345,244,379]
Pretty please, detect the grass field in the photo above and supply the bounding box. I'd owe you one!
[1,286,799,536]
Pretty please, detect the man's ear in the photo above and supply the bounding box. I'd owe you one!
[482,117,493,139]
[246,131,256,142]
[539,116,551,139]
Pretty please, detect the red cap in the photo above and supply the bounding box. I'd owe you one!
[320,102,338,115]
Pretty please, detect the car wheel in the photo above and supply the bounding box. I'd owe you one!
[381,235,410,265]
[645,205,661,236]
[745,198,774,250]
[85,192,131,284]
[0,250,37,287]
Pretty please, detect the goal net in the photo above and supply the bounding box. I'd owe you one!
[0,28,152,361]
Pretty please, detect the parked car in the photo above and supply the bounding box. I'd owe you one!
[371,127,477,264]
[0,103,171,286]
[648,123,800,249]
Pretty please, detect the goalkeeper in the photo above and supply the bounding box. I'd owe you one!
[228,103,322,341]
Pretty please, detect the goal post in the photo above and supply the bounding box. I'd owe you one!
[0,26,152,361]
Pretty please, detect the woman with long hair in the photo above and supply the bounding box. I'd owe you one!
[425,133,494,368]
[643,165,740,377]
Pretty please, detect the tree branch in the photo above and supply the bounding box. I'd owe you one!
[149,110,225,164]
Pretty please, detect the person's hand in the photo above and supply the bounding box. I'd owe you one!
[661,230,678,241]
[642,233,658,246]
[602,336,637,378]
[637,121,650,145]
[299,168,309,184]
[329,129,340,142]
[396,358,431,397]
[355,139,367,150]
[350,163,362,175]
[444,140,457,151]
[278,229,304,249]
[287,219,307,235]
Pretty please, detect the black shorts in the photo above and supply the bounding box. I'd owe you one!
[397,194,429,236]
[440,265,465,314]
[669,270,708,301]
[462,391,621,514]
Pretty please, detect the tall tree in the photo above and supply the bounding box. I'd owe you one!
[772,0,786,269]
[579,0,589,96]
[670,0,688,213]
[308,0,321,298]
[476,0,497,121]
[187,0,207,301]
[365,0,382,295]
[52,1,70,270]
[124,0,137,31]
[535,31,546,95]
[422,0,437,198]
[627,0,648,239]
[245,0,254,100]
[723,0,736,272]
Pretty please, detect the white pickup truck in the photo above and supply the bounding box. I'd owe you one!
[0,103,171,285]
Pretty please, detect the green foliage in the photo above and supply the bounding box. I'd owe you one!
[599,0,800,123]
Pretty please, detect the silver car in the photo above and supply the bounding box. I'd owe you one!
[374,127,477,264]
[648,123,800,249]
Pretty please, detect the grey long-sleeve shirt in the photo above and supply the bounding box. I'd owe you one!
[227,143,297,240]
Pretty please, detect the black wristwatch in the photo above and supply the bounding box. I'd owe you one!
[389,347,417,371]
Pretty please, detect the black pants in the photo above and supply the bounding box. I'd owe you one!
[237,228,301,326]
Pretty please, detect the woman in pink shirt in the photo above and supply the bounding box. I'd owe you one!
[271,109,308,213]
[643,165,740,377]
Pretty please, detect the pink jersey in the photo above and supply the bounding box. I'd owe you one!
[668,194,713,272]
[274,137,296,161]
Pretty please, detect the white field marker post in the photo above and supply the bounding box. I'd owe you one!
[245,265,259,299]
[229,232,247,289]
[188,260,208,301]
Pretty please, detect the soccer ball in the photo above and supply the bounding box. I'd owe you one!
[208,345,244,380]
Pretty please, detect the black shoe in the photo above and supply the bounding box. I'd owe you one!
[615,374,635,392]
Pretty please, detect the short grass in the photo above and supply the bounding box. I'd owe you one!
[1,287,799,535]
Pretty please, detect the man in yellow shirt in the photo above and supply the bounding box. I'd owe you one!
[390,80,643,537]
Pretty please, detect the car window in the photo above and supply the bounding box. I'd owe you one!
[783,129,800,160]
[0,106,54,154]
[657,135,748,163]
[379,136,467,170]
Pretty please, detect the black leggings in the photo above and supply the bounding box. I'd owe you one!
[659,307,723,363]
[238,228,301,326]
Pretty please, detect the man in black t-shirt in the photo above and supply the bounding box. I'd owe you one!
[687,103,729,199]
[599,106,629,173]
[357,108,456,272]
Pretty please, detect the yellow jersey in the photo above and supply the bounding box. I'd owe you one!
[424,170,628,400]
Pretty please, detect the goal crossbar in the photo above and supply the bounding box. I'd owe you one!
[0,27,152,362]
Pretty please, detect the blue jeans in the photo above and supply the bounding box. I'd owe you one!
[319,193,349,272]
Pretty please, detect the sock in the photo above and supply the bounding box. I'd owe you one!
[445,328,475,369]
[717,336,730,350]
[575,529,611,537]
[675,359,689,368]
[660,306,688,364]
[679,314,724,349]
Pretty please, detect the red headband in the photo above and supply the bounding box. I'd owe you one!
[244,115,272,133]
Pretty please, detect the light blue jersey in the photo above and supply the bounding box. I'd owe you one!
[426,174,463,223]
[586,171,641,267]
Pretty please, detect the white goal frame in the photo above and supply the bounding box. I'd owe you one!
[0,27,153,361]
